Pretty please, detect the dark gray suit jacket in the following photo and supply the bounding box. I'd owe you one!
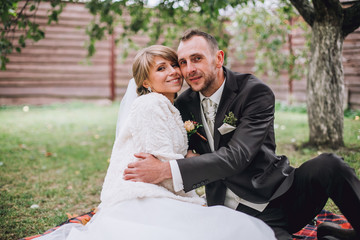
[175,67,295,206]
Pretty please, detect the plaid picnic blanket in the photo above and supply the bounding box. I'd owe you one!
[292,209,353,239]
[21,209,352,240]
[21,211,96,240]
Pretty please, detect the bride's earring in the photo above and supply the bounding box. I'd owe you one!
[147,87,152,93]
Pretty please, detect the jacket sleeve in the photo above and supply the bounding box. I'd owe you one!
[177,83,275,192]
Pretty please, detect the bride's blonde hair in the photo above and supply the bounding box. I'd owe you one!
[132,45,178,96]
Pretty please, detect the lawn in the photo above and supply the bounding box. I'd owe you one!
[0,102,359,240]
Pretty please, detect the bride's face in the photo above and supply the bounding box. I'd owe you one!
[143,56,183,101]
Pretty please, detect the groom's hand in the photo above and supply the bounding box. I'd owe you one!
[123,153,172,184]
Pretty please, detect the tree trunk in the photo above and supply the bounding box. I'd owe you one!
[307,21,345,148]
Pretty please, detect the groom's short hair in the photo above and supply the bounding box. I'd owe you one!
[180,29,219,53]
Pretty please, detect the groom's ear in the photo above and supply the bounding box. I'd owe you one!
[215,50,224,68]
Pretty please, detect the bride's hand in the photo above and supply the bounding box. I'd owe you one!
[186,150,199,158]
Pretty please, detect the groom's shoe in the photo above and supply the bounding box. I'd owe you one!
[317,222,358,240]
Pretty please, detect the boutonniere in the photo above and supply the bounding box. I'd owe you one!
[223,111,238,126]
[218,111,238,135]
[184,120,207,142]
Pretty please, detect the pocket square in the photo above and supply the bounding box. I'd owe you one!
[218,123,236,135]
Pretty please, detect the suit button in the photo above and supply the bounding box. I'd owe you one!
[200,181,205,185]
[196,184,201,188]
[192,185,196,189]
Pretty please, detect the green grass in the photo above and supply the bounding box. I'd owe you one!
[0,102,359,239]
[0,102,118,239]
[274,111,360,215]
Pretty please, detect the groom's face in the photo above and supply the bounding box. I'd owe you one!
[177,36,220,97]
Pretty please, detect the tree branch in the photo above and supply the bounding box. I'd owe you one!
[312,0,343,17]
[289,0,315,27]
[342,1,360,37]
[327,0,343,13]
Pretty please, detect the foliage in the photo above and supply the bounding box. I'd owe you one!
[344,108,360,119]
[229,1,310,80]
[1,0,261,69]
[0,0,69,70]
[275,102,360,120]
[83,0,257,59]
[1,103,359,239]
[275,101,307,114]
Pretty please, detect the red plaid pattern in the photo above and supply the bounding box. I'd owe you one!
[293,209,352,239]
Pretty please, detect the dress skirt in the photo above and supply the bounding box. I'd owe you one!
[38,197,276,240]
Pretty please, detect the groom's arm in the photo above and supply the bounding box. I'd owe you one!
[123,153,186,193]
[124,152,172,184]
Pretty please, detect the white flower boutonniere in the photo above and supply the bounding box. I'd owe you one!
[184,120,207,141]
[218,112,237,135]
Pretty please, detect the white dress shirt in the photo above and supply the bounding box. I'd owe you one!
[170,79,268,212]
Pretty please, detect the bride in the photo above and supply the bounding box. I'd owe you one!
[37,45,275,240]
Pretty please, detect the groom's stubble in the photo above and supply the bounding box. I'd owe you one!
[186,61,218,95]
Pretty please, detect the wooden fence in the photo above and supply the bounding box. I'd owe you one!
[1,1,359,109]
[0,2,139,105]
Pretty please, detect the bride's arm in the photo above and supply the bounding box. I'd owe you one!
[124,95,189,185]
[128,95,186,162]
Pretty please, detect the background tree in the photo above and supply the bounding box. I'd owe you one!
[289,0,360,149]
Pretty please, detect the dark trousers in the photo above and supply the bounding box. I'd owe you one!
[236,153,360,240]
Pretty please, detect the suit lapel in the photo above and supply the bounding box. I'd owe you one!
[214,68,239,149]
[186,91,201,121]
[187,91,211,153]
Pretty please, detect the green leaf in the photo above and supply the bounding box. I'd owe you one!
[18,35,26,48]
[48,11,59,24]
[0,55,10,70]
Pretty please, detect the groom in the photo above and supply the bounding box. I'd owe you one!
[124,29,360,240]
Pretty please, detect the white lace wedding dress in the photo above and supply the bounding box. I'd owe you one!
[37,93,276,240]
